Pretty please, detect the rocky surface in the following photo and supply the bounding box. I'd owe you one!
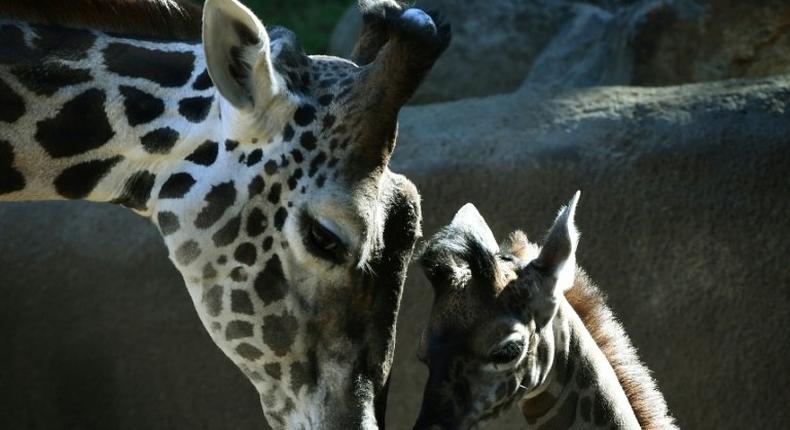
[2,74,788,429]
[331,0,790,103]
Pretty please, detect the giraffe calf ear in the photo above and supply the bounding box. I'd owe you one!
[534,191,581,294]
[202,0,280,111]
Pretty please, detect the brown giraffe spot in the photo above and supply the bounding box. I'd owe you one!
[159,172,195,199]
[175,239,201,266]
[104,43,195,87]
[230,289,254,315]
[120,85,165,126]
[0,77,25,123]
[235,343,263,361]
[0,140,25,195]
[264,362,282,380]
[194,182,237,229]
[186,140,219,166]
[156,211,179,236]
[36,88,115,158]
[226,320,254,340]
[202,285,223,317]
[254,255,286,305]
[262,312,299,357]
[54,156,123,199]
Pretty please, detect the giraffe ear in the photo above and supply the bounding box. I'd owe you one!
[203,0,281,111]
[450,204,499,255]
[534,191,580,293]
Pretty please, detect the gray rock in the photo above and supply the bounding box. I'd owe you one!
[329,0,574,104]
[331,0,790,102]
[2,75,789,428]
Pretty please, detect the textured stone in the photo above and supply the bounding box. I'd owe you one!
[331,0,790,102]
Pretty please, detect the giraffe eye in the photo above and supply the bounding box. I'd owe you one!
[490,340,524,365]
[303,216,348,264]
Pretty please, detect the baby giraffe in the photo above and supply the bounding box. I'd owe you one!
[413,193,677,429]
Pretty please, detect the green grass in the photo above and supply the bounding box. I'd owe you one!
[194,0,354,53]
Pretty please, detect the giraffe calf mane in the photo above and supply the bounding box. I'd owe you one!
[565,269,678,430]
[0,0,202,41]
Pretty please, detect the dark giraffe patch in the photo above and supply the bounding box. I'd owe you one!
[246,149,263,166]
[264,160,278,175]
[234,242,257,266]
[236,343,264,361]
[156,211,181,236]
[253,255,286,305]
[316,174,326,188]
[262,237,274,252]
[54,156,123,199]
[30,24,96,61]
[192,68,212,90]
[176,240,201,266]
[300,131,317,151]
[203,284,224,316]
[178,96,214,122]
[274,207,288,231]
[308,152,327,177]
[159,172,195,199]
[114,170,156,210]
[230,289,254,315]
[0,77,25,123]
[103,43,195,87]
[203,263,217,279]
[230,267,248,283]
[120,85,165,126]
[0,140,25,195]
[141,127,179,153]
[293,104,316,126]
[282,124,295,142]
[264,363,282,380]
[186,140,219,166]
[0,25,29,64]
[36,89,115,158]
[246,208,268,237]
[318,94,333,106]
[248,175,265,196]
[267,183,281,204]
[287,169,302,191]
[213,215,242,247]
[262,312,299,357]
[11,62,92,96]
[195,182,237,228]
[290,149,303,163]
[224,139,239,152]
[226,320,254,340]
[593,393,611,426]
[322,114,336,130]
[290,361,317,394]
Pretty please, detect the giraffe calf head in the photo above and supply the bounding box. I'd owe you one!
[414,193,581,429]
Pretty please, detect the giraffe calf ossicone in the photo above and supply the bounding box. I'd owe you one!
[414,193,677,429]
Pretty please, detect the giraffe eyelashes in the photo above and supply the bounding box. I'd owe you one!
[489,340,524,366]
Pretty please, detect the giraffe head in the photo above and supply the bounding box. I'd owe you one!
[151,0,449,427]
[413,193,580,429]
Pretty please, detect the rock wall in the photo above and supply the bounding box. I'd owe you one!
[331,0,790,103]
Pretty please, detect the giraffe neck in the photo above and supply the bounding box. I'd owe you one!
[0,20,225,215]
[521,299,641,429]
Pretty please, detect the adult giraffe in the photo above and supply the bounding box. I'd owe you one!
[0,0,450,427]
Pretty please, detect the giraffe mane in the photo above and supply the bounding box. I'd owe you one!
[0,0,202,41]
[564,269,678,430]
